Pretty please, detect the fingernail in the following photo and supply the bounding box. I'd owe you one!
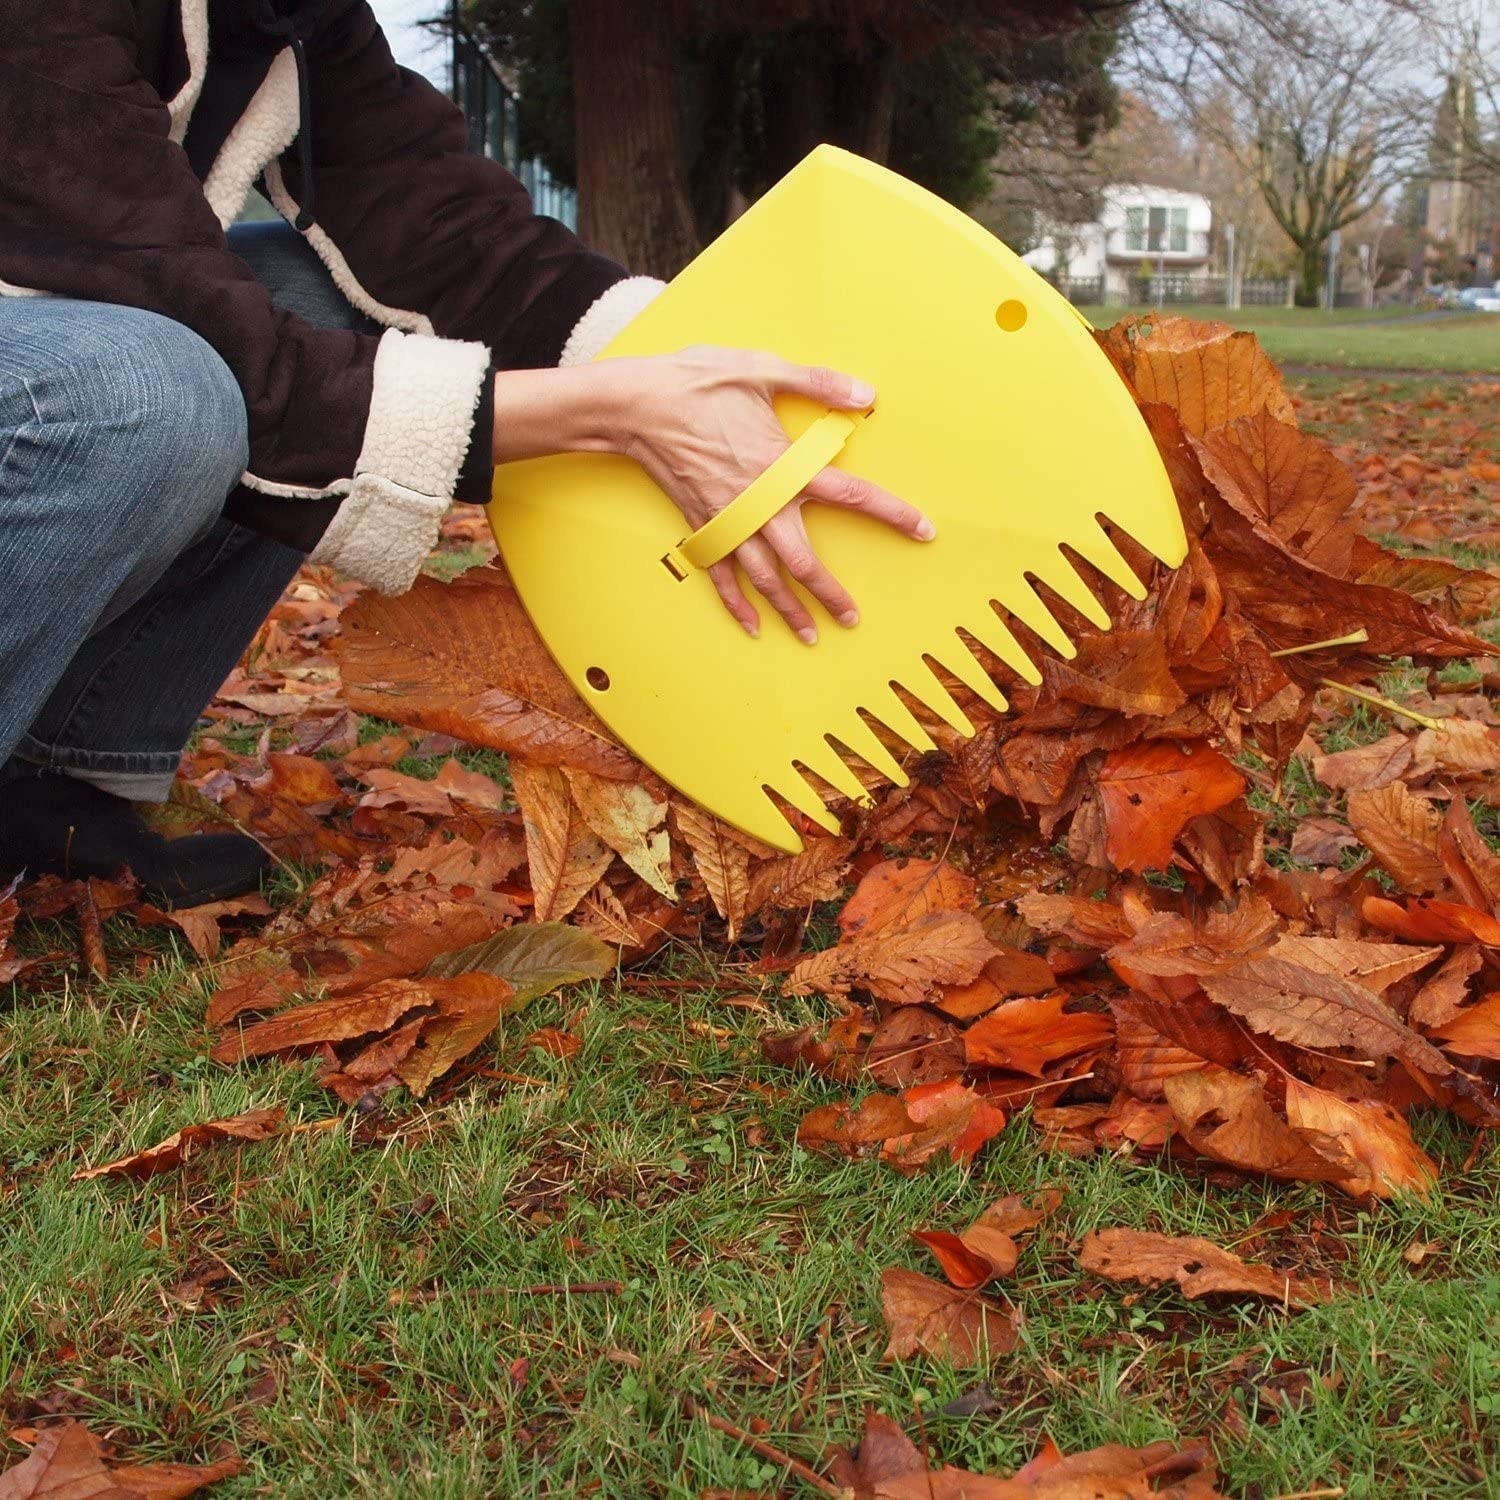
[849,380,876,406]
[744,622,759,638]
[839,608,859,627]
[915,519,937,541]
[797,626,818,645]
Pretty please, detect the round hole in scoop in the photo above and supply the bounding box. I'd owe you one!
[586,666,610,692]
[995,299,1028,332]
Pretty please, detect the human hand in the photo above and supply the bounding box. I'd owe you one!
[595,346,935,642]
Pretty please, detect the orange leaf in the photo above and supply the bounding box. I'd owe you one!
[1428,992,1500,1061]
[0,1421,243,1499]
[838,856,975,940]
[74,1106,285,1182]
[879,1267,1019,1365]
[1098,739,1245,873]
[1283,1078,1438,1200]
[962,993,1114,1077]
[786,910,995,1006]
[1363,895,1500,946]
[1346,782,1447,894]
[1079,1227,1329,1308]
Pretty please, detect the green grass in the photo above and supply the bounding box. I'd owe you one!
[6,924,1500,1496]
[1107,306,1500,374]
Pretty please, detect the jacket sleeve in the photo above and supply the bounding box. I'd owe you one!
[268,0,662,375]
[0,0,491,595]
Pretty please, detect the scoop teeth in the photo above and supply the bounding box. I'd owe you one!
[834,717,912,787]
[893,664,972,735]
[796,737,875,807]
[995,576,1077,658]
[930,638,1009,714]
[867,687,939,756]
[1068,517,1148,600]
[962,607,1043,687]
[768,767,843,833]
[1029,550,1111,631]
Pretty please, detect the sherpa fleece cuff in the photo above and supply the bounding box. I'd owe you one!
[309,327,490,593]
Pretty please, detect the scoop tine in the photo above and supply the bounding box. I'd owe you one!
[769,767,843,833]
[796,738,875,807]
[867,688,938,755]
[836,718,912,786]
[994,577,1076,658]
[929,639,1008,714]
[1067,518,1149,600]
[893,667,972,735]
[1029,551,1112,631]
[964,608,1043,687]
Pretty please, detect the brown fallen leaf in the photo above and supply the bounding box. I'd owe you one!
[336,566,642,778]
[73,1106,285,1182]
[1163,1069,1352,1184]
[915,1190,1063,1287]
[1199,954,1460,1080]
[211,974,508,1064]
[827,1409,1226,1499]
[672,802,751,941]
[934,947,1057,1020]
[1346,782,1447,894]
[879,1267,1019,1365]
[510,760,616,922]
[884,1078,1008,1171]
[0,1420,243,1499]
[746,837,852,911]
[786,911,996,1006]
[1309,731,1412,792]
[962,993,1114,1077]
[1283,1078,1438,1200]
[135,894,272,961]
[1363,895,1500,946]
[1408,946,1483,1028]
[1427,992,1500,1061]
[838,857,976,939]
[1079,1227,1329,1309]
[798,1093,918,1154]
[1097,739,1245,874]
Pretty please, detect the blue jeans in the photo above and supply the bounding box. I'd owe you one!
[0,223,374,799]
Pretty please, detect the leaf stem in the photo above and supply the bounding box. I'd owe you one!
[1318,679,1445,732]
[684,1398,843,1497]
[1270,629,1369,658]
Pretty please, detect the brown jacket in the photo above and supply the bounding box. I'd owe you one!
[0,0,661,591]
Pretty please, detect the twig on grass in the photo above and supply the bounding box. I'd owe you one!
[1318,678,1445,731]
[387,1280,624,1306]
[684,1398,844,1498]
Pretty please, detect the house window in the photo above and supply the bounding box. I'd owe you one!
[1123,202,1192,254]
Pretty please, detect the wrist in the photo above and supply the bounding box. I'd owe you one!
[490,362,633,466]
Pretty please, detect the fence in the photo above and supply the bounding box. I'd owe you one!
[1045,272,1295,309]
[452,26,577,231]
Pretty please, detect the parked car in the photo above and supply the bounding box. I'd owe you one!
[1454,284,1500,312]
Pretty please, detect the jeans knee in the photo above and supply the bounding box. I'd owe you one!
[105,311,248,524]
[29,305,249,537]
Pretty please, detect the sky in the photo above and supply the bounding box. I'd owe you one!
[371,0,448,88]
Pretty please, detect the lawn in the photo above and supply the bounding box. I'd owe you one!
[7,363,1500,1499]
[1105,306,1500,375]
[6,921,1500,1498]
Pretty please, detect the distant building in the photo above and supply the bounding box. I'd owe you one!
[1424,66,1497,285]
[1021,184,1213,300]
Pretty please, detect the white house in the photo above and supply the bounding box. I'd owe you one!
[1022,184,1214,300]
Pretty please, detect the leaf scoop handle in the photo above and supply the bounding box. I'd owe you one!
[662,409,865,577]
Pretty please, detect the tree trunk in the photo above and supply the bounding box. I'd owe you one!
[1295,238,1323,307]
[758,31,902,186]
[568,0,700,278]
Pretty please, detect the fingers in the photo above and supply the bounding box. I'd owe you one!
[759,511,858,631]
[733,534,820,644]
[802,466,936,542]
[758,355,877,412]
[708,559,761,638]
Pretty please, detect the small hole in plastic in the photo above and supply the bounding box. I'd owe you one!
[995,299,1028,332]
[586,667,610,691]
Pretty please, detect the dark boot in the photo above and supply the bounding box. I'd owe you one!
[0,770,269,907]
